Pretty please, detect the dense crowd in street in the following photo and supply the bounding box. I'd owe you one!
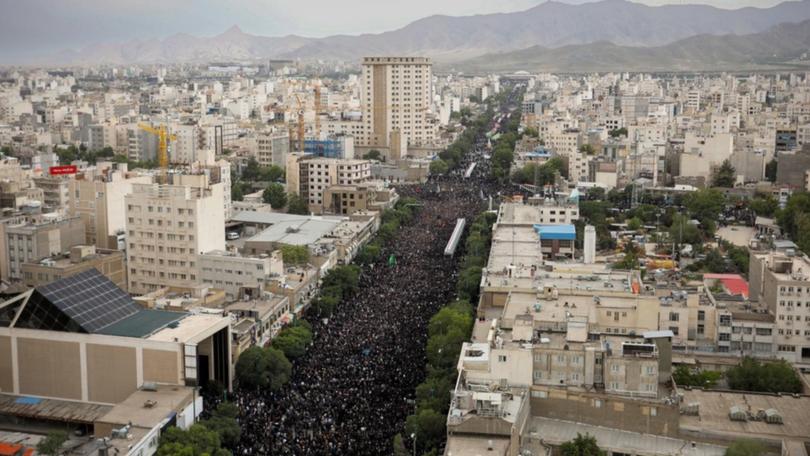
[233,90,521,455]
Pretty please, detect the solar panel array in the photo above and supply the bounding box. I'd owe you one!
[35,269,140,333]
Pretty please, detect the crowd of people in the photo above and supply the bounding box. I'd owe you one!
[233,92,520,455]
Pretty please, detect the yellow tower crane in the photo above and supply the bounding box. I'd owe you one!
[314,81,322,139]
[138,123,176,180]
[294,94,305,152]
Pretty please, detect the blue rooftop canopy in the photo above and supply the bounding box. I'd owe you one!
[533,224,576,241]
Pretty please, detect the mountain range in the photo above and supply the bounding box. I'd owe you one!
[27,0,810,68]
[454,18,810,72]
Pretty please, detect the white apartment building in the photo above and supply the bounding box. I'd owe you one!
[125,183,225,294]
[361,57,436,149]
[253,130,290,168]
[198,250,283,301]
[288,157,371,210]
[749,251,810,366]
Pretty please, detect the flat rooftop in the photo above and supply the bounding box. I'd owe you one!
[0,394,112,424]
[530,417,725,456]
[147,313,229,344]
[679,389,810,442]
[96,385,193,429]
[445,436,510,456]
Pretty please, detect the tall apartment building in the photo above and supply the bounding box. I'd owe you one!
[69,164,152,249]
[749,251,810,366]
[253,130,290,167]
[286,156,371,211]
[361,57,436,150]
[125,182,225,294]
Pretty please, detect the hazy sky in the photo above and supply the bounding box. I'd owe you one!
[0,0,795,61]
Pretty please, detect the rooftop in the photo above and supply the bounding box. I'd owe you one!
[96,385,194,429]
[0,393,112,424]
[529,417,725,456]
[679,389,810,442]
[147,312,229,344]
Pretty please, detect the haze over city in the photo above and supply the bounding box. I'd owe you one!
[3,1,810,456]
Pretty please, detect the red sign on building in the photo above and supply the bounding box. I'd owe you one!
[49,165,78,175]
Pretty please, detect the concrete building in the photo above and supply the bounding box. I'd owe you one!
[0,269,232,404]
[286,157,371,212]
[253,129,290,167]
[198,249,283,301]
[749,251,810,366]
[32,176,70,212]
[0,214,86,281]
[69,163,153,249]
[125,182,225,295]
[361,57,436,151]
[21,245,126,290]
[321,181,398,216]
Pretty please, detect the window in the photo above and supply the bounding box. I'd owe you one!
[669,312,679,322]
[498,355,507,362]
[669,326,679,336]
[697,324,705,335]
[698,310,705,321]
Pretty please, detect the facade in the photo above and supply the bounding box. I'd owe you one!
[361,57,436,150]
[749,251,810,366]
[21,245,126,289]
[32,176,70,212]
[198,249,284,301]
[0,214,85,281]
[254,130,290,167]
[0,270,232,405]
[294,158,371,211]
[125,183,225,295]
[68,164,152,249]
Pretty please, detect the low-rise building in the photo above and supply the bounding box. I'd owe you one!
[21,245,126,289]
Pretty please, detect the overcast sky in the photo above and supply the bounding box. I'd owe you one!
[0,0,796,61]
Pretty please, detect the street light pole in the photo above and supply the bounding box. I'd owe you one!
[411,432,417,456]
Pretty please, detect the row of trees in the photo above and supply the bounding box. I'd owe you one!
[394,212,497,455]
[157,401,241,455]
[674,358,802,394]
[309,264,361,317]
[435,108,493,173]
[511,156,567,186]
[355,198,418,265]
[490,116,521,181]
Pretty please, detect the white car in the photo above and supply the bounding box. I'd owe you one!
[226,232,240,240]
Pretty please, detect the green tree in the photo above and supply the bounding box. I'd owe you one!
[579,144,596,155]
[260,165,285,182]
[560,433,606,456]
[713,159,736,188]
[524,127,539,138]
[204,402,241,448]
[393,433,409,456]
[627,217,643,231]
[262,183,288,209]
[234,346,292,391]
[242,157,262,181]
[669,214,702,245]
[613,242,641,270]
[287,194,309,215]
[415,373,454,413]
[609,127,628,138]
[362,149,382,161]
[429,158,449,175]
[749,193,778,217]
[726,357,802,393]
[36,431,68,456]
[765,159,777,182]
[725,439,765,456]
[272,324,313,359]
[428,306,473,339]
[157,424,230,456]
[673,365,722,388]
[280,244,310,266]
[405,408,446,454]
[685,188,725,226]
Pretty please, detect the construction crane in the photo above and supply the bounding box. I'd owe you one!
[138,123,175,180]
[294,94,305,152]
[314,81,322,140]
